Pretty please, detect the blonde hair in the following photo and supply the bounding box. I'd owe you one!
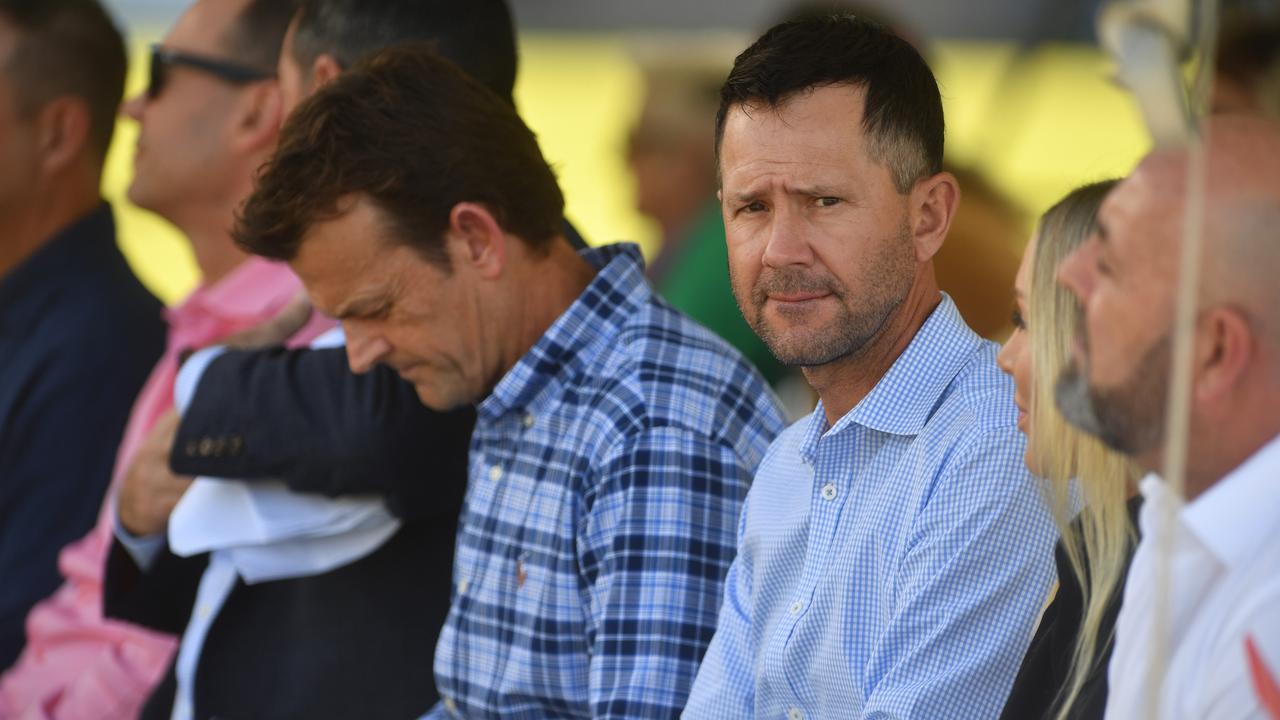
[1027,180,1140,719]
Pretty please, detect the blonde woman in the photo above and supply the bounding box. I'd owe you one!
[997,180,1141,719]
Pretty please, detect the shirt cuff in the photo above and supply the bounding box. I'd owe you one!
[174,346,227,413]
[112,499,167,570]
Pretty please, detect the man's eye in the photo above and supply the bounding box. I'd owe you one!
[816,197,841,208]
[741,201,767,214]
[362,303,391,320]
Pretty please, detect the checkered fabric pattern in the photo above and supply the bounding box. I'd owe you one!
[429,243,787,719]
[683,295,1058,720]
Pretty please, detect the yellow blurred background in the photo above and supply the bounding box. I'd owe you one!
[107,31,1150,306]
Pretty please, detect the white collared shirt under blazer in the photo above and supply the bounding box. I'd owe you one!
[1106,433,1280,719]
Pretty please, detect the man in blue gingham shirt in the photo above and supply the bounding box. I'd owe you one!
[683,296,1057,719]
[684,16,1057,719]
[431,241,786,718]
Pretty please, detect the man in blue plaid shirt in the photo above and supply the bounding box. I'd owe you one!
[233,47,786,718]
[684,15,1058,719]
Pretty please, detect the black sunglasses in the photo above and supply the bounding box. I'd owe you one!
[148,44,275,100]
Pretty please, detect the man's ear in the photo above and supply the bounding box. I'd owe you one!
[446,202,507,280]
[35,96,91,176]
[311,53,342,91]
[908,170,960,263]
[231,81,283,153]
[1194,307,1254,406]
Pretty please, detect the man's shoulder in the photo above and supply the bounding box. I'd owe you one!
[612,297,777,399]
[573,296,785,456]
[931,338,1020,436]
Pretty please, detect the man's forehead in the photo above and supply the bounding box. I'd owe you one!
[166,0,244,54]
[720,86,873,183]
[726,84,868,135]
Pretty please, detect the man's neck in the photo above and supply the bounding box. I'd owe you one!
[173,204,252,288]
[493,237,597,388]
[0,184,101,282]
[805,270,942,427]
[1178,410,1280,501]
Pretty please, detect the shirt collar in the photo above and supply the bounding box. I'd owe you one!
[477,242,648,423]
[167,256,302,328]
[799,294,978,460]
[1179,431,1280,569]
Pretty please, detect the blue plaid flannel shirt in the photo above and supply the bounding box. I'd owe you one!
[683,295,1058,720]
[429,243,786,719]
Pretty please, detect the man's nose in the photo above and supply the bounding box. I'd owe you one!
[119,92,145,121]
[760,206,814,269]
[1058,240,1096,304]
[345,331,392,375]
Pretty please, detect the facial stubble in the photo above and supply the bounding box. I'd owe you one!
[1056,330,1171,458]
[734,223,915,367]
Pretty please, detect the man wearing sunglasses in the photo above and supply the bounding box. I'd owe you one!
[0,0,165,678]
[0,2,330,719]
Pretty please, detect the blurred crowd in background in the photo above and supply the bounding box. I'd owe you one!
[1,0,1279,717]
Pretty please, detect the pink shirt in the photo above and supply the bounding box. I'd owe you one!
[0,257,332,719]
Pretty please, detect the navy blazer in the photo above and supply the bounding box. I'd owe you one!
[0,203,164,671]
[126,348,473,717]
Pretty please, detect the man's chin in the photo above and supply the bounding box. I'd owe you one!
[1055,362,1107,440]
[412,383,468,411]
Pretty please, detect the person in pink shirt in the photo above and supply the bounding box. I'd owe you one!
[0,1,329,717]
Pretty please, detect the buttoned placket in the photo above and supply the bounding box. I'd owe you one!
[773,423,856,710]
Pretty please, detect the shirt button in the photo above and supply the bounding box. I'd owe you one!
[197,604,212,620]
[489,465,503,481]
[457,578,470,595]
[443,697,458,714]
[521,413,535,429]
[788,708,803,720]
[821,483,837,501]
[789,601,803,616]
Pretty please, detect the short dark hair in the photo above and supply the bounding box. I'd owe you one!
[222,0,297,72]
[0,0,125,159]
[715,14,944,194]
[290,0,517,105]
[235,45,563,267]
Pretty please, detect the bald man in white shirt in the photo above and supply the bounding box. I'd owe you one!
[1055,115,1280,719]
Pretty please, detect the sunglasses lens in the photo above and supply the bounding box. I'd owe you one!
[147,51,166,99]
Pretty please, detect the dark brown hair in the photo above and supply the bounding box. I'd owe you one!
[290,0,517,106]
[223,0,296,72]
[715,13,943,194]
[0,0,125,159]
[235,44,563,266]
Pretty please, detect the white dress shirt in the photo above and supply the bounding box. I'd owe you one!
[1106,432,1280,719]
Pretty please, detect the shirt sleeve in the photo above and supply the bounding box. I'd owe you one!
[578,427,751,719]
[679,495,756,719]
[111,514,167,571]
[861,427,1058,719]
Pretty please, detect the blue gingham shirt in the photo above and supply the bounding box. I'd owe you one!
[683,295,1057,720]
[430,243,787,719]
